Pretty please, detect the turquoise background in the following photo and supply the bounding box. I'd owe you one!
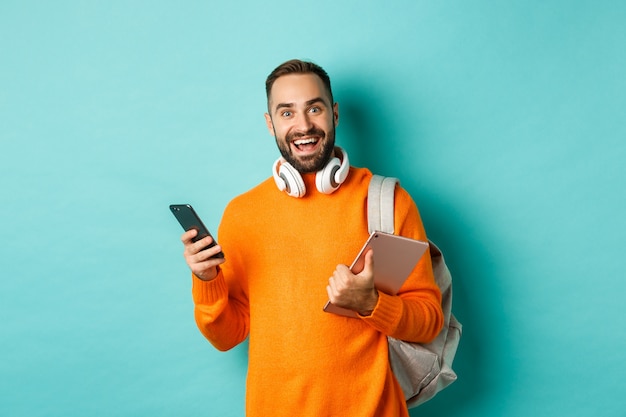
[1,1,624,416]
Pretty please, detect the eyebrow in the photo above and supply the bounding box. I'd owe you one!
[273,97,328,114]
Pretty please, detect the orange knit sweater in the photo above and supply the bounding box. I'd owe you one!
[192,167,443,417]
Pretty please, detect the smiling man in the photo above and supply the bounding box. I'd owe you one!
[265,67,338,174]
[180,59,443,417]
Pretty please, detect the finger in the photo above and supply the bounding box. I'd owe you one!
[184,236,216,258]
[361,249,375,275]
[187,242,221,264]
[326,283,338,303]
[189,245,225,266]
[327,276,335,290]
[330,269,345,291]
[333,265,351,286]
[191,255,224,271]
[195,243,223,262]
[181,229,198,245]
[184,238,216,263]
[335,264,351,275]
[191,235,215,253]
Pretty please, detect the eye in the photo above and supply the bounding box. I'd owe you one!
[281,110,293,117]
[308,106,321,114]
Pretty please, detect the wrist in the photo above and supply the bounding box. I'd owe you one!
[195,265,221,281]
[358,289,379,317]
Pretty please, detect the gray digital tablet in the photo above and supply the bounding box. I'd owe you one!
[323,231,430,318]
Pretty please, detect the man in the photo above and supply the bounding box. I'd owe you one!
[181,59,443,417]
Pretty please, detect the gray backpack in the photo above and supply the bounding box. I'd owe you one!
[368,175,462,408]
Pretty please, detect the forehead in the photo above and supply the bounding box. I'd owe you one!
[268,73,331,108]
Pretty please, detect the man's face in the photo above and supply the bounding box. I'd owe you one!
[265,73,339,174]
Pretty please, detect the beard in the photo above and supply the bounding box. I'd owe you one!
[275,126,336,174]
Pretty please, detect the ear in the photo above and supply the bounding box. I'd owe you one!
[333,102,339,127]
[264,113,275,136]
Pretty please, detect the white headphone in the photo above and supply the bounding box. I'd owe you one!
[272,147,350,198]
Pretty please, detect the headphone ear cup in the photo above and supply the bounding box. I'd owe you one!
[316,147,350,194]
[316,156,341,194]
[278,160,306,198]
[333,147,350,185]
[272,158,287,192]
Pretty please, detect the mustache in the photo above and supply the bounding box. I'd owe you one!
[287,127,326,141]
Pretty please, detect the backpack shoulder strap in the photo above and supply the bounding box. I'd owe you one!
[367,175,399,234]
[368,175,462,408]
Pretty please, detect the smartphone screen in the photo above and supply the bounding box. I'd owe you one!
[170,204,224,259]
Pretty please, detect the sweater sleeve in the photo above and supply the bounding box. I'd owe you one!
[360,186,444,343]
[192,270,250,351]
[191,201,251,352]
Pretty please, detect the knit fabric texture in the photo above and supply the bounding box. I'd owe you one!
[192,167,443,417]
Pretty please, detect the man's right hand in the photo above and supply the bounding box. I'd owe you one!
[181,229,226,281]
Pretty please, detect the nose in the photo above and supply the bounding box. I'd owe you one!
[294,111,313,132]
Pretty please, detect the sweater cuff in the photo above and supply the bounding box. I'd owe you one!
[359,291,403,333]
[191,270,228,304]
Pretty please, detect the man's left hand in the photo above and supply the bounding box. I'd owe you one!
[327,249,379,316]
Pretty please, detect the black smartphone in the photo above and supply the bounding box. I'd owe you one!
[169,204,224,259]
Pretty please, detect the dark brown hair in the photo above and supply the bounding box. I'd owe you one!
[265,59,334,106]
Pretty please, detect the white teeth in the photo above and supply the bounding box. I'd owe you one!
[294,138,317,146]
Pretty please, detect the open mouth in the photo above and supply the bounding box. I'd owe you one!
[292,137,320,152]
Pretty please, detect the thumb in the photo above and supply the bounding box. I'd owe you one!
[360,249,375,277]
